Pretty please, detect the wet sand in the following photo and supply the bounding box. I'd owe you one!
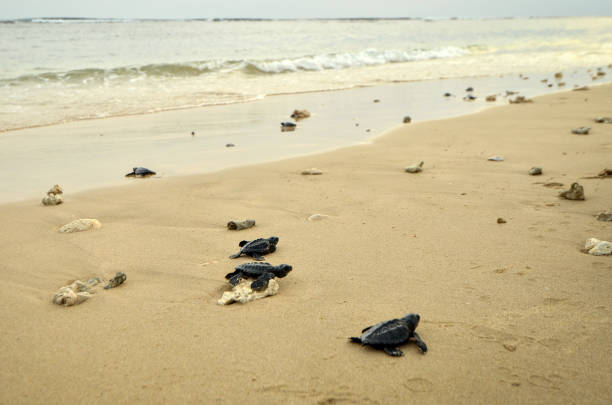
[2,68,609,204]
[0,84,611,404]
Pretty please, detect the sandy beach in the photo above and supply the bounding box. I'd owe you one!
[0,83,611,404]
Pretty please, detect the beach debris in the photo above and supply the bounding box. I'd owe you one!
[58,218,102,233]
[301,168,323,175]
[497,218,507,224]
[290,109,310,120]
[528,167,543,176]
[350,313,427,357]
[505,90,518,96]
[191,131,195,136]
[596,71,606,77]
[559,183,585,200]
[571,127,590,135]
[486,95,497,102]
[541,79,548,83]
[558,82,566,87]
[595,211,612,222]
[597,169,612,177]
[404,161,424,173]
[509,96,532,104]
[488,155,504,162]
[554,72,563,79]
[225,262,292,291]
[466,87,474,92]
[443,92,452,97]
[547,84,553,87]
[227,219,256,230]
[463,94,477,101]
[403,116,412,124]
[218,278,279,305]
[583,238,612,256]
[542,182,564,188]
[229,236,279,261]
[125,167,156,177]
[308,214,329,221]
[373,99,380,103]
[226,143,235,147]
[573,86,589,91]
[104,272,126,289]
[52,277,101,307]
[42,185,64,206]
[281,122,296,132]
[594,117,612,123]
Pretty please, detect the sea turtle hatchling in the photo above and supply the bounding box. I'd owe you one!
[229,236,279,261]
[225,262,292,291]
[350,313,427,357]
[125,167,156,177]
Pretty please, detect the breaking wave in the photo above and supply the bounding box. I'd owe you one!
[2,46,472,86]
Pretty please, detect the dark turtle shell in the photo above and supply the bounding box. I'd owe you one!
[360,319,414,346]
[126,167,156,177]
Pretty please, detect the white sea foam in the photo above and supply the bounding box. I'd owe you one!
[251,47,469,73]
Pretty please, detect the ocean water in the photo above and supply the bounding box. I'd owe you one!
[1,17,611,132]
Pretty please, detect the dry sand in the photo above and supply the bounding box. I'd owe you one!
[0,85,611,404]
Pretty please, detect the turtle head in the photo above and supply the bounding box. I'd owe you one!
[268,236,280,246]
[275,264,293,277]
[401,313,420,331]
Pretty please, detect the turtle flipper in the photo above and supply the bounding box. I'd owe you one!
[250,273,274,291]
[349,337,362,344]
[361,325,374,333]
[229,252,242,259]
[225,270,238,280]
[412,332,428,354]
[383,347,404,357]
[229,273,243,286]
[251,254,265,261]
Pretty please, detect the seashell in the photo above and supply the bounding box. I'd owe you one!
[58,219,102,233]
[218,278,279,305]
[404,161,424,173]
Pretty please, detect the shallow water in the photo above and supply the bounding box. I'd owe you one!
[1,17,611,131]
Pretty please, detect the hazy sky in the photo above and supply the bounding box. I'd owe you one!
[2,0,612,19]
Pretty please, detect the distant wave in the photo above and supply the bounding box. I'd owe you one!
[2,47,472,85]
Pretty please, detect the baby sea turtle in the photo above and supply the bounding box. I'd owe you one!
[104,272,126,289]
[229,236,279,261]
[225,262,292,291]
[125,167,156,177]
[350,313,427,357]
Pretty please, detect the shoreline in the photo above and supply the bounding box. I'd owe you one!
[0,83,611,404]
[2,69,610,204]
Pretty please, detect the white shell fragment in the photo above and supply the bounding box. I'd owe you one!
[218,278,279,305]
[42,194,63,206]
[308,214,329,221]
[584,238,612,256]
[488,155,504,161]
[404,161,424,173]
[301,168,323,175]
[58,219,102,233]
[52,277,101,306]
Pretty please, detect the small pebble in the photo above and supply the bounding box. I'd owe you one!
[528,167,542,176]
[488,155,504,162]
[497,218,507,224]
[571,127,590,135]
